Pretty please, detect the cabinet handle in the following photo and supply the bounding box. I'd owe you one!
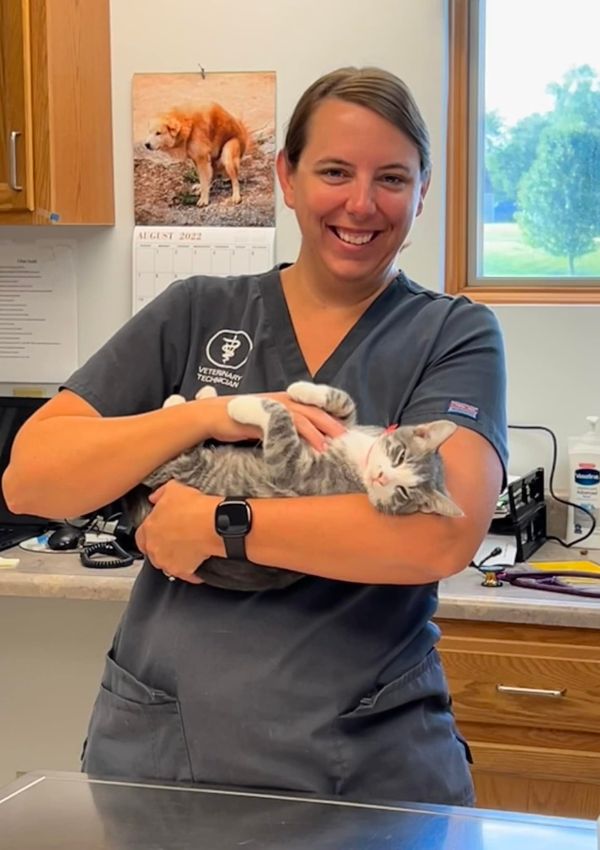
[9,131,23,192]
[496,684,566,699]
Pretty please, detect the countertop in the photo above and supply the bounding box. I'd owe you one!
[0,540,597,628]
[436,548,599,628]
[0,544,140,602]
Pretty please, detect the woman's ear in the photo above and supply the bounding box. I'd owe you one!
[276,150,296,210]
[416,172,431,217]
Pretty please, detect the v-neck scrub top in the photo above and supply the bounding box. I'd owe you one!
[65,268,508,806]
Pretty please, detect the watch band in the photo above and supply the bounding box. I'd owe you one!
[221,534,246,560]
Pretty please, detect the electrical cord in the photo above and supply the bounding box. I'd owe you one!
[508,424,597,549]
[470,547,521,572]
[61,511,143,562]
[80,540,134,569]
[470,546,503,570]
[476,546,502,566]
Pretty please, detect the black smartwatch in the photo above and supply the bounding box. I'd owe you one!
[215,497,252,559]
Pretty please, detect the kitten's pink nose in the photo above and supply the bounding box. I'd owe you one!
[371,471,389,486]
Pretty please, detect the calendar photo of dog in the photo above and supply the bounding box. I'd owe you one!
[144,103,250,208]
[133,72,275,227]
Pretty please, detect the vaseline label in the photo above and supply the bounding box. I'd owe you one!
[575,469,600,486]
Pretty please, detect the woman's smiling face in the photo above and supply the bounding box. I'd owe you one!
[277,98,430,292]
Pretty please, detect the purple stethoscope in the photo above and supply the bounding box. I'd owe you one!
[471,548,600,599]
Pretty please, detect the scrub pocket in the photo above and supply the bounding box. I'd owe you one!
[335,649,475,806]
[81,651,193,783]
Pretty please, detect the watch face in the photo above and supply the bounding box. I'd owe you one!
[216,500,251,537]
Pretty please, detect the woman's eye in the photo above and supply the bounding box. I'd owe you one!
[380,174,406,187]
[320,168,347,180]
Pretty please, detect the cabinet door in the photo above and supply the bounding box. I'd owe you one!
[0,0,34,213]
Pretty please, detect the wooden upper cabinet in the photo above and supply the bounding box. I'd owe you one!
[0,0,34,213]
[0,0,114,225]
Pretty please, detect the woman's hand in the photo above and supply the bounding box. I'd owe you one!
[270,392,347,450]
[135,481,220,584]
[196,390,346,451]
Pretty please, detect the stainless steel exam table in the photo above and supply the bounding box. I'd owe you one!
[0,770,596,849]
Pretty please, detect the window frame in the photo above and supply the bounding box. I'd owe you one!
[445,0,600,304]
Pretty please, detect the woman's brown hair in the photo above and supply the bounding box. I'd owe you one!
[283,67,431,178]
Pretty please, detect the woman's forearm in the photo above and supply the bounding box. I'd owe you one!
[246,493,471,584]
[3,400,223,519]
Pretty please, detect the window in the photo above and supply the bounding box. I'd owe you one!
[446,0,600,303]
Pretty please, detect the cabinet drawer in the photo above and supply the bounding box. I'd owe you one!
[470,743,600,819]
[440,649,600,733]
[469,742,600,784]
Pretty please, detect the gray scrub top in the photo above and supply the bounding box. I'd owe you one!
[65,267,507,803]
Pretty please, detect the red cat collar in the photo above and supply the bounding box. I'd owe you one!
[384,424,398,434]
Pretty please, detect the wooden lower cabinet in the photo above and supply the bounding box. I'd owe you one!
[436,618,600,819]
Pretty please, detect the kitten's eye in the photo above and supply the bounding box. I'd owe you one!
[391,447,406,466]
[395,485,409,499]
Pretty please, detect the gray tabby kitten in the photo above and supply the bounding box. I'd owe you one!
[126,381,462,592]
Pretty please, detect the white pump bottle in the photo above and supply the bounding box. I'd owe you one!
[567,415,600,549]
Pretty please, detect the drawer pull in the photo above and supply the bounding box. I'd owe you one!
[496,684,566,699]
[9,131,23,192]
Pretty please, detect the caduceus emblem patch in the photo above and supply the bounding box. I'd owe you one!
[205,329,253,370]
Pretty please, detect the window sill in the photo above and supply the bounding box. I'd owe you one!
[446,285,600,305]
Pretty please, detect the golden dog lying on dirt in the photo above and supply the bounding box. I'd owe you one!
[144,103,250,206]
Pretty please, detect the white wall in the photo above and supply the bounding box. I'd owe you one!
[496,304,600,491]
[2,0,598,492]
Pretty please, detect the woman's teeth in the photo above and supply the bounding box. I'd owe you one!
[333,228,376,245]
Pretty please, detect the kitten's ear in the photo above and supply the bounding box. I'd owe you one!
[414,420,457,451]
[422,490,464,518]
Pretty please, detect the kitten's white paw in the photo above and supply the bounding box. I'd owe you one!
[163,394,186,408]
[195,386,217,399]
[288,381,355,422]
[287,381,329,407]
[227,396,266,426]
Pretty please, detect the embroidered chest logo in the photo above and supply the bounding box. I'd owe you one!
[198,329,253,390]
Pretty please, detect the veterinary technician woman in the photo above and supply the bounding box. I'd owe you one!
[3,67,507,805]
